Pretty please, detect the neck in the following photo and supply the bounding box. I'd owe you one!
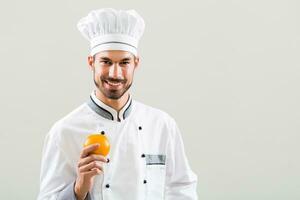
[95,89,129,112]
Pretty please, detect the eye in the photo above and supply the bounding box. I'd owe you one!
[121,61,130,65]
[100,61,111,65]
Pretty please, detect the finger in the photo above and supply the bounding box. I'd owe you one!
[84,168,102,178]
[79,161,104,173]
[80,144,100,158]
[78,154,107,168]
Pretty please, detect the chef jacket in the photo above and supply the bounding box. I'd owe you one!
[37,90,198,200]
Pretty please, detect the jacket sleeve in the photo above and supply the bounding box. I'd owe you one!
[37,123,92,200]
[164,118,198,200]
[57,180,92,200]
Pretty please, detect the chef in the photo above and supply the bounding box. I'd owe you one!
[37,8,198,200]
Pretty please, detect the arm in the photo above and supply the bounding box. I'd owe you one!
[165,118,198,200]
[37,124,91,200]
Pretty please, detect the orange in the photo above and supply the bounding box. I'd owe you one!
[84,133,110,156]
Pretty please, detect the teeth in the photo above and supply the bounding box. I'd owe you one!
[107,81,121,86]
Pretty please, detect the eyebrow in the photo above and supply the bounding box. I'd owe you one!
[99,56,132,61]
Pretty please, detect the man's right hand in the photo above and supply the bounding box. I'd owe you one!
[74,143,108,200]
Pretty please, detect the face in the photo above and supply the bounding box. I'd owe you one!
[88,50,139,100]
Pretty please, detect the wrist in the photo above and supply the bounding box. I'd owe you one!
[74,182,87,200]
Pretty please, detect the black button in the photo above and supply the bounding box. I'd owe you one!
[141,154,145,158]
[107,158,110,163]
[138,126,142,130]
[101,131,105,135]
[143,180,147,184]
[105,184,110,188]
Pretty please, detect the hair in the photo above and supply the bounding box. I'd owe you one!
[92,52,137,63]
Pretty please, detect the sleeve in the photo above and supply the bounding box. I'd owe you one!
[37,124,92,200]
[164,118,198,200]
[57,180,92,200]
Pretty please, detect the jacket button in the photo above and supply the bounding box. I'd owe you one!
[138,126,142,130]
[101,131,105,135]
[105,184,110,188]
[141,154,145,158]
[143,180,147,184]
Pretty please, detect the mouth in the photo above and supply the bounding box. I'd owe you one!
[103,80,123,89]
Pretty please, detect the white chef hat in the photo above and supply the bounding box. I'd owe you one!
[77,8,145,57]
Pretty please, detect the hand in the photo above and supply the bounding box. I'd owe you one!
[74,144,108,200]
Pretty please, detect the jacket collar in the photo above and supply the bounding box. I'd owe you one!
[87,90,133,122]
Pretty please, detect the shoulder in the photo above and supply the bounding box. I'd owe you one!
[133,100,177,127]
[47,103,90,139]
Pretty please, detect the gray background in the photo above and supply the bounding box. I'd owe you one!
[0,0,299,199]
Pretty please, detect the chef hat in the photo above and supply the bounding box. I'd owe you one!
[77,8,145,57]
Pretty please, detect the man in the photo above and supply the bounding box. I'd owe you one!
[38,8,198,200]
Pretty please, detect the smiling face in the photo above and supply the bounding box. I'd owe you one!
[88,50,139,100]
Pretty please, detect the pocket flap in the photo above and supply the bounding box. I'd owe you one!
[145,154,166,165]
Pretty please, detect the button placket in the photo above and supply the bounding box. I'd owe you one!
[97,129,112,195]
[137,124,148,188]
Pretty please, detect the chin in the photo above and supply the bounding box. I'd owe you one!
[106,94,122,100]
[104,91,125,100]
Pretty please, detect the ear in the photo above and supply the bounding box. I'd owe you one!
[88,55,94,71]
[134,55,140,69]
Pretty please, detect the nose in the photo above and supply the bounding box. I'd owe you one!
[109,62,122,79]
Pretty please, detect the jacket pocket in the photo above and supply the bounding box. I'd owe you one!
[146,164,166,200]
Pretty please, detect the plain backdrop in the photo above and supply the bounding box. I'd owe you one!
[0,0,299,199]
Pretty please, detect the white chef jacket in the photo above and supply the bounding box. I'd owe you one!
[37,90,198,200]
